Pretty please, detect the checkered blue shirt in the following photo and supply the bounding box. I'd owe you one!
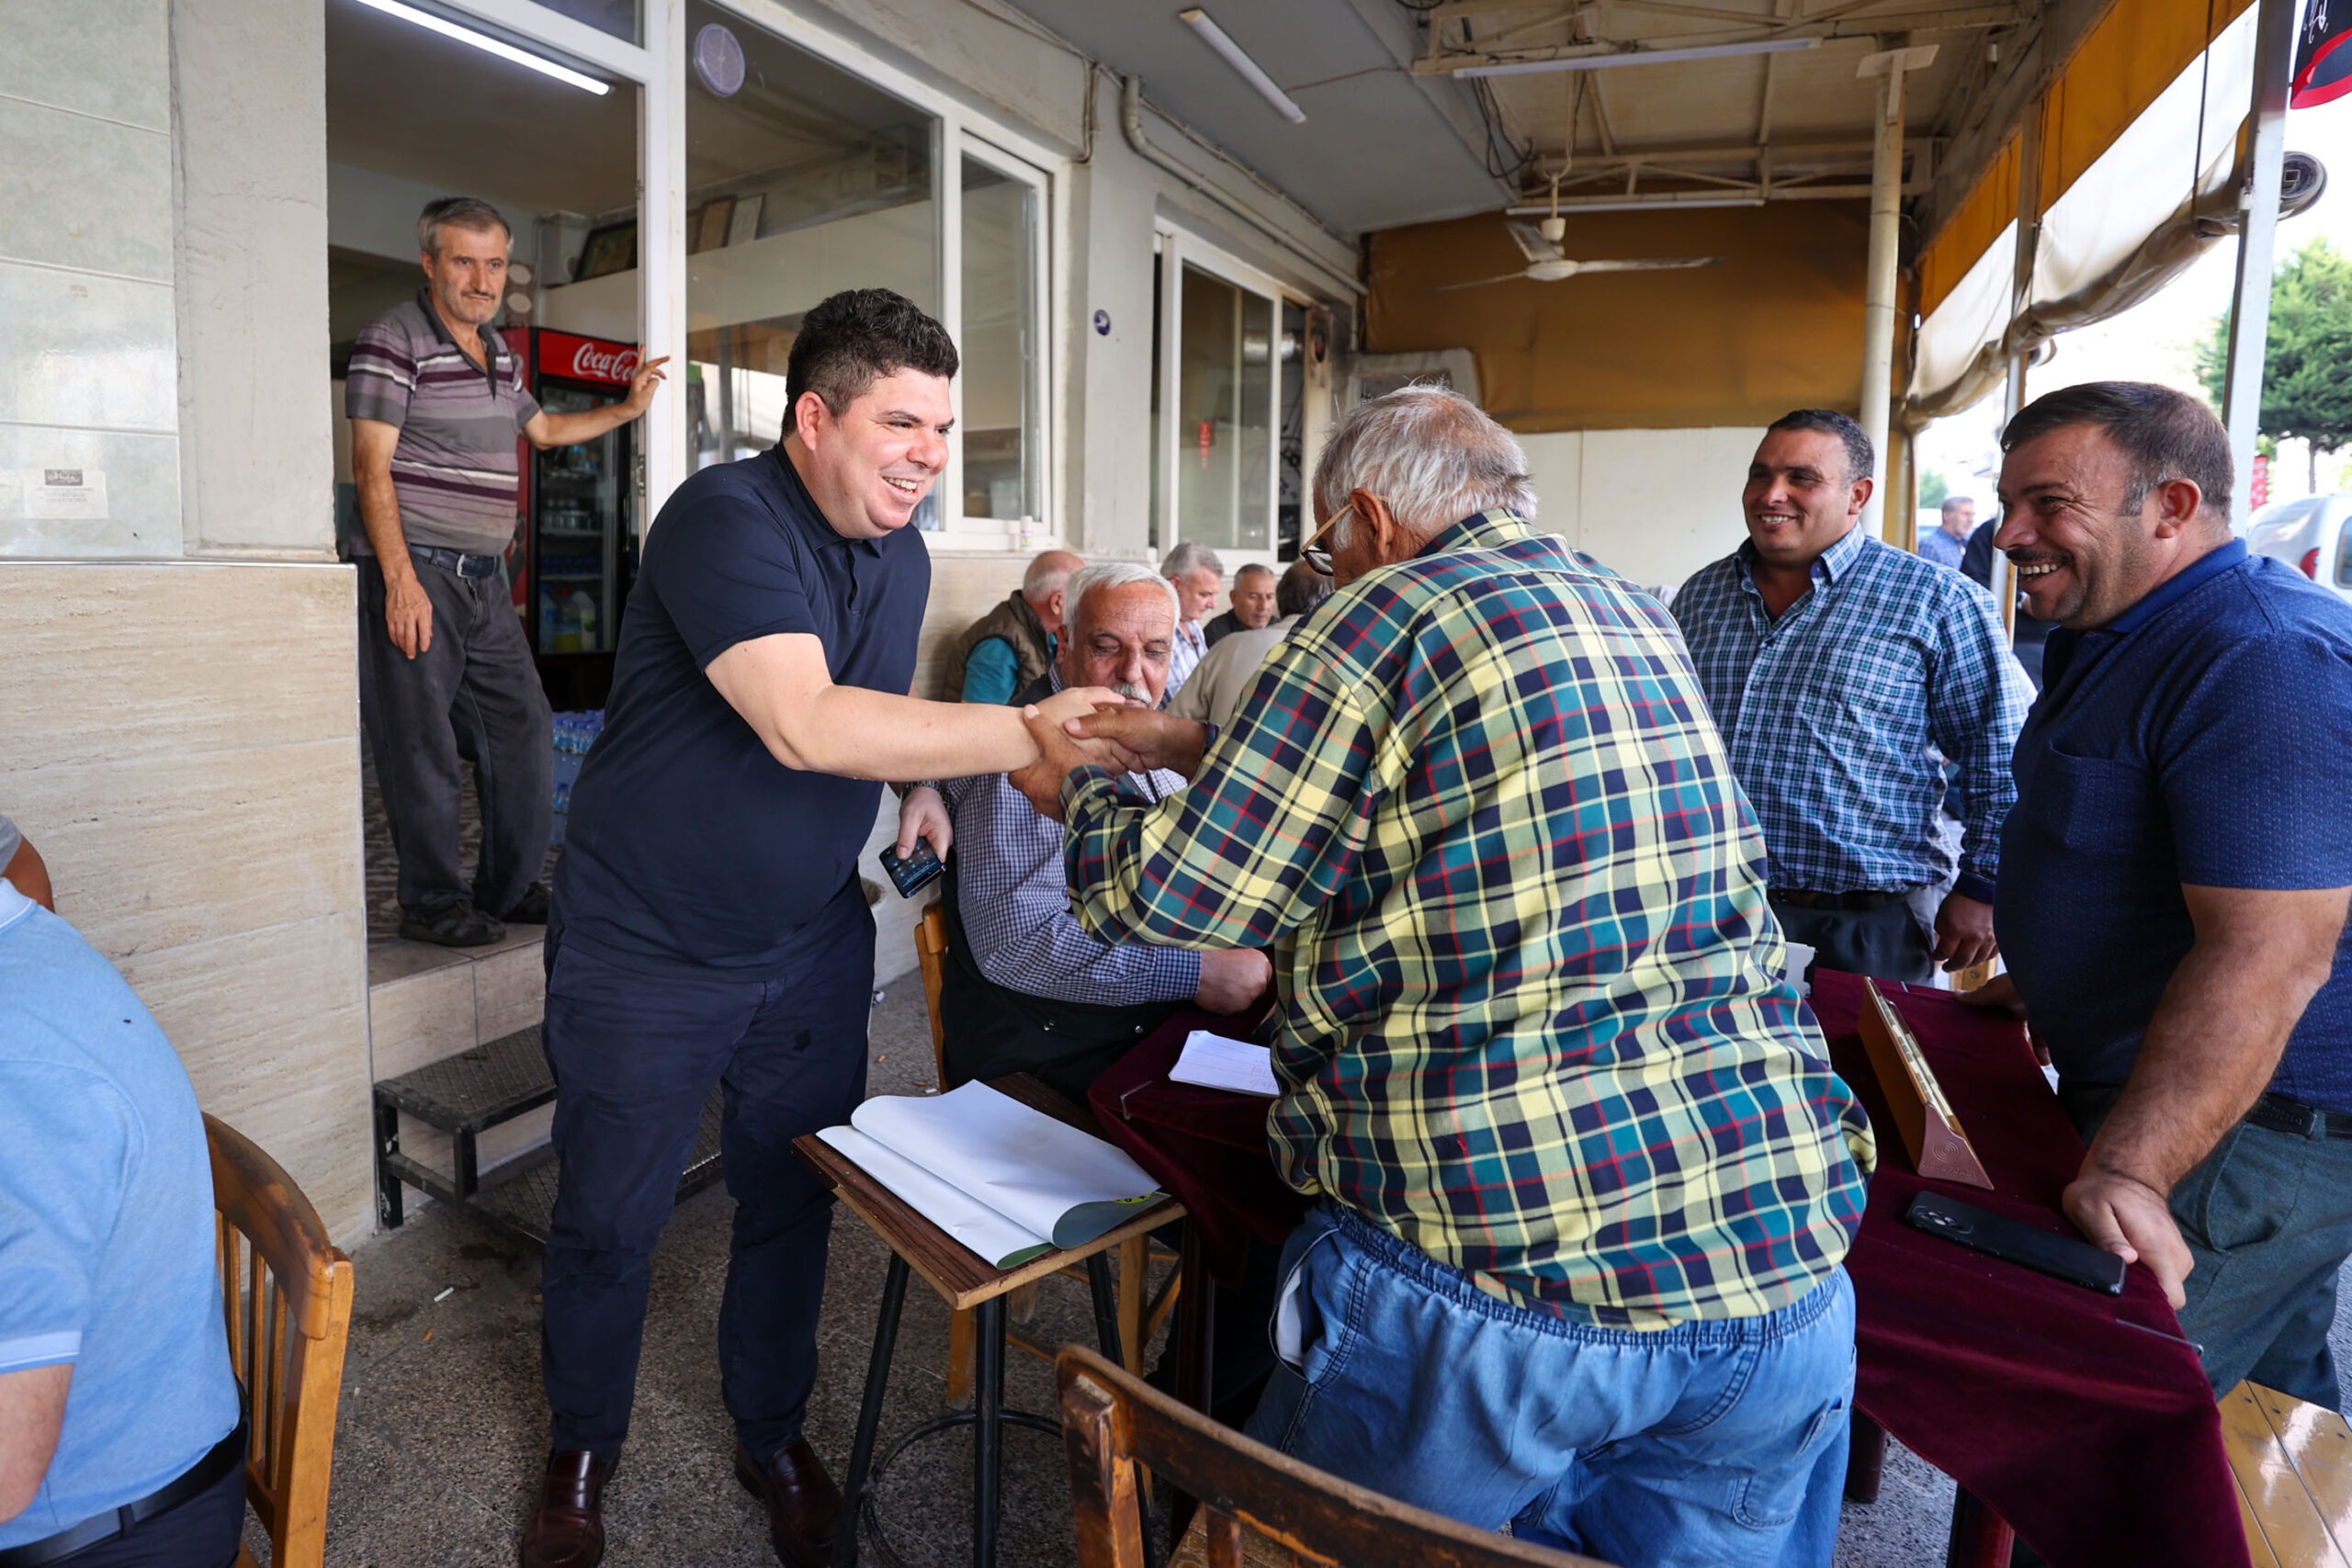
[1672,526,2028,902]
[1916,525,1969,570]
[1167,618,1206,695]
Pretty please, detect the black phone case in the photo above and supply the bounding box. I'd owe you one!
[877,840,944,898]
[1903,1191,2128,1295]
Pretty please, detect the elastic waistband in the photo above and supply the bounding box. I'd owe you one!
[1318,1200,1849,1345]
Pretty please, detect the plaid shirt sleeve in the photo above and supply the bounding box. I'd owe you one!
[1058,635,1374,953]
[1928,574,2030,897]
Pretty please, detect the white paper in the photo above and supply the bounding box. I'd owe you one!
[21,468,107,521]
[1169,1030,1280,1097]
[815,1124,1051,1269]
[851,1081,1164,1248]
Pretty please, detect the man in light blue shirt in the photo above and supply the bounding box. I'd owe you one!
[0,854,245,1566]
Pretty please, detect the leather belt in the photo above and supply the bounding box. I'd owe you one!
[2246,1092,2352,1141]
[1769,887,1906,912]
[409,544,502,580]
[0,1415,245,1568]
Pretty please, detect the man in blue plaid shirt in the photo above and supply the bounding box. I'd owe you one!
[1675,411,2029,984]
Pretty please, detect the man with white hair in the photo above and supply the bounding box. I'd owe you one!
[1159,540,1224,695]
[1012,388,1874,1568]
[944,548,1083,705]
[910,561,1271,1096]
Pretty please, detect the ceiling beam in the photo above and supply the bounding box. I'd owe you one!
[1410,3,2030,73]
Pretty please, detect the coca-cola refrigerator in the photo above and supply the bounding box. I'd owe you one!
[516,327,640,708]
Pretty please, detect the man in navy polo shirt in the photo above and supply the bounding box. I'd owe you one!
[1985,381,2352,1408]
[523,290,1121,1568]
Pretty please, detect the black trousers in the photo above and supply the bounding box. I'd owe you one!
[1770,896,1936,985]
[537,877,875,1461]
[356,554,552,918]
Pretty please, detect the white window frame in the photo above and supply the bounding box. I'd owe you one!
[436,0,1069,548]
[1153,223,1300,572]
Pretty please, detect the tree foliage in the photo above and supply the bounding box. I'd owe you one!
[2199,238,2352,460]
[1917,468,1950,510]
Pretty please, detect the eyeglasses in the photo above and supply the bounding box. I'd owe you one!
[1301,502,1352,577]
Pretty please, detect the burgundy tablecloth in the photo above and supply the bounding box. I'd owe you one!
[1810,969,2246,1568]
[1087,1010,1310,1287]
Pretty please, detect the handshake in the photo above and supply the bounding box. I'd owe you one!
[1005,685,1211,821]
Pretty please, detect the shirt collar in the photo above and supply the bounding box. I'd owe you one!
[767,446,881,557]
[414,288,508,368]
[0,878,34,935]
[1415,508,1539,559]
[2103,539,2246,635]
[1736,522,1867,591]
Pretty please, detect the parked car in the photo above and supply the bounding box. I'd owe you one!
[2243,493,2352,604]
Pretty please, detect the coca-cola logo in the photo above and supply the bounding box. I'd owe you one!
[571,342,639,384]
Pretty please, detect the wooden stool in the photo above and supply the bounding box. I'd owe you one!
[795,1075,1184,1568]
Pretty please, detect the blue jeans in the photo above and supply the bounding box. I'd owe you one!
[1245,1203,1857,1568]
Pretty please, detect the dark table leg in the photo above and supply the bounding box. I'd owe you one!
[1085,1252,1125,1369]
[973,1295,1006,1568]
[1846,1412,1887,1505]
[1174,1221,1216,1416]
[833,1253,910,1568]
[1947,1488,2017,1568]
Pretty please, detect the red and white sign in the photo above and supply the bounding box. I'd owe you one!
[535,328,641,388]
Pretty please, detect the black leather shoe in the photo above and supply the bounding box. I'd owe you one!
[503,882,552,925]
[400,901,505,947]
[520,1450,612,1568]
[733,1440,842,1568]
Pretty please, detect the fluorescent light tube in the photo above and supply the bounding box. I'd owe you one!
[1180,8,1307,124]
[1457,36,1819,79]
[1506,196,1767,213]
[349,0,612,95]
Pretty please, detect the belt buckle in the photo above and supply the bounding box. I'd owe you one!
[2263,1095,2319,1137]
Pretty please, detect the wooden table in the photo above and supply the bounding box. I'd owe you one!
[794,1074,1183,1568]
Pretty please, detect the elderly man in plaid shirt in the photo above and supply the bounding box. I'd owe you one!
[1012,388,1874,1568]
[1674,411,2029,984]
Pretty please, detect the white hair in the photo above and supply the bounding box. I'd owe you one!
[1066,560,1181,632]
[1021,550,1080,601]
[1160,540,1225,581]
[1315,384,1537,545]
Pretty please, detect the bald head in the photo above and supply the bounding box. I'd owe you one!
[1021,549,1083,637]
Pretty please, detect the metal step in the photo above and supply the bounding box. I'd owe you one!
[375,1024,553,1135]
[473,1092,728,1246]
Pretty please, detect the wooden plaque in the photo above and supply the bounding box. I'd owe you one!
[1857,979,1993,1188]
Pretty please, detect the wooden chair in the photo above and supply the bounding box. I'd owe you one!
[1057,1347,1612,1568]
[915,905,1180,1404]
[206,1113,356,1568]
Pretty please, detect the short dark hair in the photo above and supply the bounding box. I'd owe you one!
[2000,381,2233,526]
[1766,409,1874,485]
[784,289,958,427]
[1276,559,1331,619]
[418,196,510,256]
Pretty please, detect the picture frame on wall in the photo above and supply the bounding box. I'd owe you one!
[689,197,736,254]
[574,220,637,280]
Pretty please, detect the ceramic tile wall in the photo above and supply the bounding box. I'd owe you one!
[0,0,183,556]
[0,560,375,1241]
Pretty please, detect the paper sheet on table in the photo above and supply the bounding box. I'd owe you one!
[815,1124,1052,1269]
[1169,1030,1280,1097]
[849,1081,1164,1249]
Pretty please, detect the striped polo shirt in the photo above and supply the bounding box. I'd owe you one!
[345,291,540,556]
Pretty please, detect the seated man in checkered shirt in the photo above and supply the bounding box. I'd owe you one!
[1012,388,1875,1568]
[901,560,1272,1103]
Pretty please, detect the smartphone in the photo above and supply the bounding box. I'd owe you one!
[1903,1191,2127,1295]
[876,838,944,898]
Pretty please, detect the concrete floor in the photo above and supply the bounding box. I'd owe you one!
[305,972,2352,1567]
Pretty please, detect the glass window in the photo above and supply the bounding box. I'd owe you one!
[683,3,938,515]
[959,156,1040,524]
[535,0,638,43]
[1174,263,1273,553]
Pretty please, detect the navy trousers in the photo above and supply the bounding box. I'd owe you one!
[537,876,875,1461]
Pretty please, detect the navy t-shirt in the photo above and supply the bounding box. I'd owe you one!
[1997,541,2352,1111]
[553,446,929,971]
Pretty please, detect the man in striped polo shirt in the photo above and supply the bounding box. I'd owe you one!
[347,197,665,947]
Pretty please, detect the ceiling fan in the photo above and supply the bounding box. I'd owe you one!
[1440,213,1721,291]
